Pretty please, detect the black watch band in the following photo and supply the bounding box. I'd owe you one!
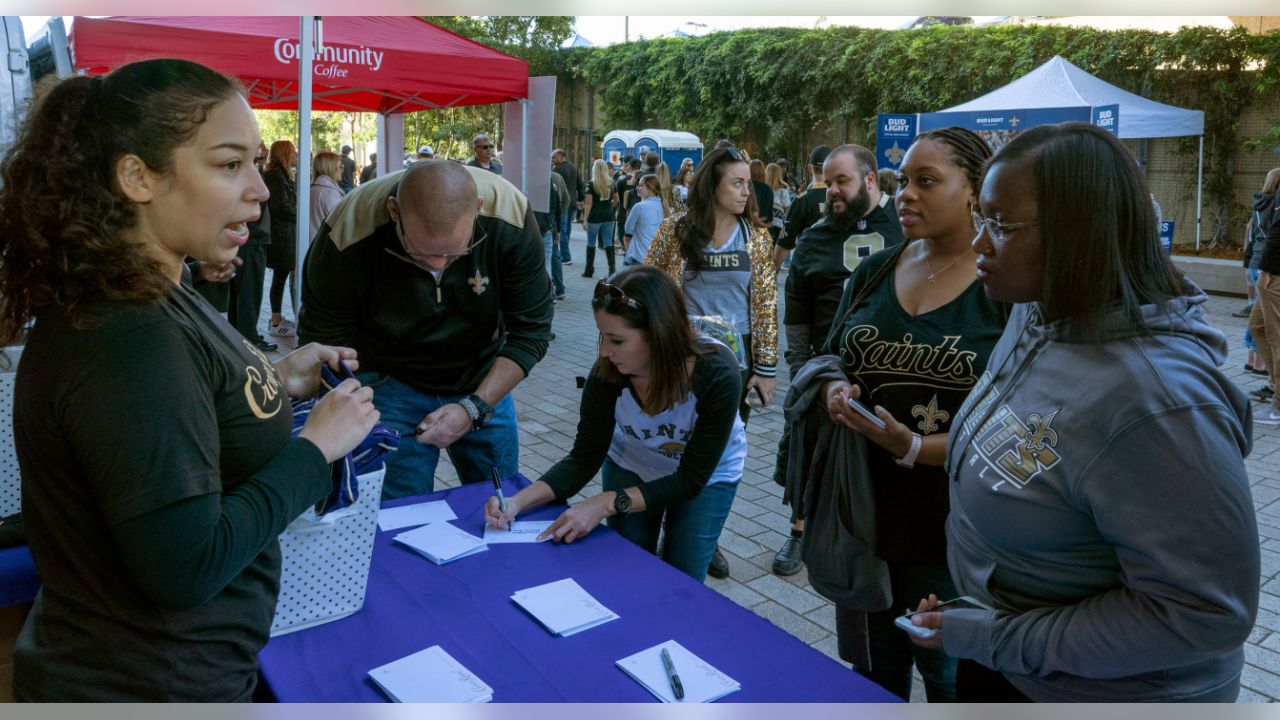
[612,490,632,516]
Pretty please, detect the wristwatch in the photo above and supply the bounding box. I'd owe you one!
[457,394,495,431]
[612,490,632,516]
[895,433,923,469]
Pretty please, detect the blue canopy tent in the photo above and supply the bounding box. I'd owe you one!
[908,56,1207,246]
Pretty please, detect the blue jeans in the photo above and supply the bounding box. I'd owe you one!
[356,371,519,499]
[559,211,574,262]
[843,562,958,702]
[600,458,737,583]
[586,221,614,250]
[543,230,564,295]
[1247,268,1261,351]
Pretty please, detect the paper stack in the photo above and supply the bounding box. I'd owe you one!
[368,645,493,703]
[511,578,619,637]
[616,639,740,703]
[394,521,488,565]
[483,520,553,544]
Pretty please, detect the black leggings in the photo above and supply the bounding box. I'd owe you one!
[269,269,292,314]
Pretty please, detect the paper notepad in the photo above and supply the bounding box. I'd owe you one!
[377,500,457,532]
[511,578,619,636]
[394,522,488,565]
[368,645,493,703]
[483,521,553,544]
[616,639,740,703]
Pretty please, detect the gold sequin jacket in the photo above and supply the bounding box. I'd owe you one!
[643,211,778,377]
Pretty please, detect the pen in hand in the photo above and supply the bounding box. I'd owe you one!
[491,467,508,515]
[660,647,684,701]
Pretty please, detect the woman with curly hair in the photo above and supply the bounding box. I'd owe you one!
[0,58,379,701]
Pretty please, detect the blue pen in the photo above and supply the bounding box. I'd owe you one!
[491,467,508,515]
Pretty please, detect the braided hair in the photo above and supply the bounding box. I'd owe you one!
[913,127,993,194]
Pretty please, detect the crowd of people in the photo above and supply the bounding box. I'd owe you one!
[0,57,1269,703]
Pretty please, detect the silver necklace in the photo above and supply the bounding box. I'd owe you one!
[921,245,970,283]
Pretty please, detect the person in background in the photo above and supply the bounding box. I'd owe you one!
[623,174,669,267]
[645,146,779,581]
[878,167,898,199]
[749,158,775,247]
[776,144,832,270]
[310,151,344,242]
[552,148,584,264]
[264,139,300,340]
[1248,167,1280,420]
[615,158,643,254]
[359,152,378,185]
[466,134,502,175]
[582,159,619,279]
[547,169,570,300]
[765,162,793,246]
[417,145,435,162]
[485,266,745,583]
[909,121,1258,703]
[0,57,378,702]
[674,166,695,204]
[228,140,275,352]
[338,144,356,194]
[812,128,1004,702]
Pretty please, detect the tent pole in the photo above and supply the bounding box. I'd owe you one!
[520,99,529,193]
[295,16,317,316]
[1195,135,1204,251]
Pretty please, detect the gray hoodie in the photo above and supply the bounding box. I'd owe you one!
[942,287,1259,702]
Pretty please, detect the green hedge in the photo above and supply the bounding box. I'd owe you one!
[554,25,1280,243]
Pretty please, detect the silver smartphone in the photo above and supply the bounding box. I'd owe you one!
[894,596,992,639]
[846,396,887,430]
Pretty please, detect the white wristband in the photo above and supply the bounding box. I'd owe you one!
[894,433,923,469]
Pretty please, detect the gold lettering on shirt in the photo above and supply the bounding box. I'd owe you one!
[840,325,978,390]
[242,340,283,419]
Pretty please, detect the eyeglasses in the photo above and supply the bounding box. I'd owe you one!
[971,210,1039,244]
[392,215,487,269]
[593,281,643,311]
[477,144,494,150]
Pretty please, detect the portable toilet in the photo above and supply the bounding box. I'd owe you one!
[601,130,642,168]
[634,129,704,179]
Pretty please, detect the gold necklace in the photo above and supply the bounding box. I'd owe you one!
[921,245,970,284]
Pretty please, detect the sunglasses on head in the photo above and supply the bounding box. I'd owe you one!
[723,147,743,162]
[593,281,643,311]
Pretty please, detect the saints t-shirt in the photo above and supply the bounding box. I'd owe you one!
[681,224,753,337]
[12,280,329,700]
[823,246,1008,564]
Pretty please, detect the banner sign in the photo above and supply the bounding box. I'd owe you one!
[875,114,917,171]
[1091,104,1119,135]
[1159,221,1175,254]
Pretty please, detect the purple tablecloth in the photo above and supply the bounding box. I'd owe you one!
[258,475,899,703]
[0,545,38,608]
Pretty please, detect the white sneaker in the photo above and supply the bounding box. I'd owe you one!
[269,319,297,338]
[1254,406,1280,426]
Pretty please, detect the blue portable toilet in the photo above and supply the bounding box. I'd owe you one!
[634,129,704,179]
[601,130,642,168]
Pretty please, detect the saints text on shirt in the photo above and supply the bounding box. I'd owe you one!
[838,325,978,390]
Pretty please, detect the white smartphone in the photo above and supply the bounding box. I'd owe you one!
[894,596,992,639]
[847,396,887,430]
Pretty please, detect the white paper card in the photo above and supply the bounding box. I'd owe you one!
[511,577,619,636]
[616,639,740,703]
[368,645,493,703]
[394,522,488,565]
[377,500,457,532]
[483,521,553,544]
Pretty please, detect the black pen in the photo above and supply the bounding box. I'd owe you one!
[660,647,684,701]
[491,467,508,515]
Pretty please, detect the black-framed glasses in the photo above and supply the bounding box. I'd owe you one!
[971,210,1039,244]
[593,281,643,311]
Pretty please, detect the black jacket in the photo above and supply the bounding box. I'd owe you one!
[553,160,584,203]
[1255,190,1280,274]
[298,168,554,395]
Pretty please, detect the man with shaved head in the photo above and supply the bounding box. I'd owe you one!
[299,160,553,499]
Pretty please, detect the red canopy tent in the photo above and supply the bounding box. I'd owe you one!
[69,16,529,113]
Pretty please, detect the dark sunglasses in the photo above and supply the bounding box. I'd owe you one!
[593,281,643,311]
[477,144,494,150]
[723,147,743,162]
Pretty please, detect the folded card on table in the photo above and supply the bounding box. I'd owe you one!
[377,500,457,532]
[394,521,487,565]
[368,644,493,703]
[483,521,553,544]
[616,639,740,703]
[511,577,619,636]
